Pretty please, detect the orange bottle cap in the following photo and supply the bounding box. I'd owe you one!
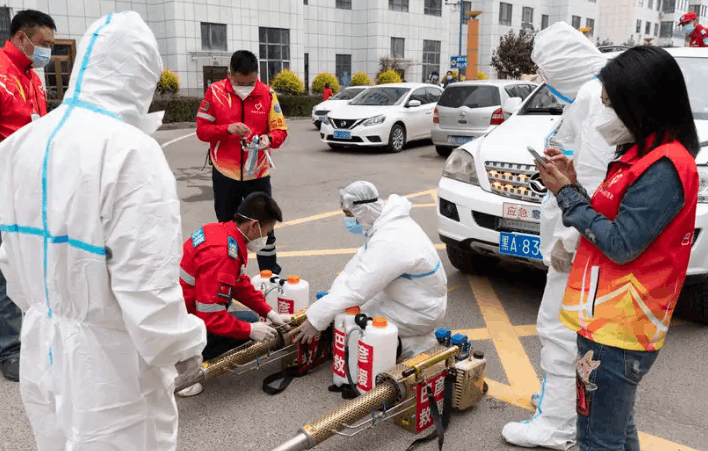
[372,317,388,328]
[345,306,361,315]
[287,275,300,284]
[260,270,273,278]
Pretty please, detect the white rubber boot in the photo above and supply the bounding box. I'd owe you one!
[176,382,203,398]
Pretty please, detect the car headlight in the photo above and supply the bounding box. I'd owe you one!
[443,148,480,186]
[698,165,708,203]
[322,115,331,126]
[361,114,385,127]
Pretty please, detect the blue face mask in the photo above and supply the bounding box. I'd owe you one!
[344,217,364,235]
[684,23,695,35]
[22,32,51,68]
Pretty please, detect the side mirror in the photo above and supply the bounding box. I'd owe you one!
[503,97,523,115]
[407,99,422,108]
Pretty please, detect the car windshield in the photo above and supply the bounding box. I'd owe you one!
[518,84,566,115]
[330,87,366,101]
[675,57,708,121]
[437,85,501,109]
[349,87,410,106]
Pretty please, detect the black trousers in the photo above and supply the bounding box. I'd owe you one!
[202,310,259,361]
[212,167,280,274]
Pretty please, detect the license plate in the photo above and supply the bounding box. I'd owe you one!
[502,202,541,223]
[448,136,474,145]
[334,130,351,139]
[316,117,323,123]
[499,232,542,260]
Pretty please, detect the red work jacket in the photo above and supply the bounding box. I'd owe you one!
[196,79,288,181]
[689,24,708,47]
[180,221,272,340]
[0,41,48,141]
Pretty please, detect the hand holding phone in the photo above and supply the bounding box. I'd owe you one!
[527,146,547,168]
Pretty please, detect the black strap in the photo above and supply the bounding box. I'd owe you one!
[352,198,378,205]
[262,366,302,395]
[405,372,455,451]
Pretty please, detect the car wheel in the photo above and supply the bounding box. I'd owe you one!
[674,279,708,324]
[446,245,498,275]
[436,146,452,158]
[387,123,406,153]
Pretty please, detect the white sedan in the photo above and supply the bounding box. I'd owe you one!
[311,86,369,129]
[319,83,443,152]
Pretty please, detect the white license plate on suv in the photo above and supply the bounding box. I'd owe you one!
[334,130,351,139]
[499,232,542,260]
[502,202,541,223]
[448,136,474,145]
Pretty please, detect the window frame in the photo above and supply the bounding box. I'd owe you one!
[201,22,227,51]
[424,0,442,16]
[258,27,291,85]
[522,6,534,27]
[586,18,595,36]
[572,15,581,29]
[335,0,351,10]
[389,0,409,12]
[541,14,549,30]
[499,2,513,26]
[422,39,441,83]
[391,37,405,58]
[335,54,352,86]
[44,39,77,101]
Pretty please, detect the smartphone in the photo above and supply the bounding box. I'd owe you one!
[527,146,547,168]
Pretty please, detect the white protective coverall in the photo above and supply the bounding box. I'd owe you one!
[502,22,615,450]
[0,12,207,451]
[306,182,447,359]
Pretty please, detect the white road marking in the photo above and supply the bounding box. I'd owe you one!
[161,131,196,148]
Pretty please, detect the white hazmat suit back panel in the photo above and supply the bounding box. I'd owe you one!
[307,194,447,359]
[0,12,206,451]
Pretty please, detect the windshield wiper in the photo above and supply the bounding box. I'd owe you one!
[525,107,564,115]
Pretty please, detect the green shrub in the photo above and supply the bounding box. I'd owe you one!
[376,70,402,84]
[271,69,304,95]
[149,97,202,123]
[312,73,339,93]
[156,69,180,96]
[276,95,323,117]
[477,70,488,80]
[350,71,372,86]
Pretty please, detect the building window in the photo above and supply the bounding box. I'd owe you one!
[572,15,581,29]
[645,21,651,35]
[657,0,661,11]
[335,54,352,86]
[660,21,674,37]
[422,40,441,83]
[662,0,675,13]
[586,18,595,36]
[336,0,351,9]
[44,40,76,101]
[0,7,11,44]
[648,0,653,8]
[258,27,290,85]
[201,22,227,51]
[636,19,642,33]
[304,53,309,93]
[391,37,405,58]
[654,22,659,36]
[499,3,512,26]
[389,0,409,12]
[541,14,549,30]
[522,7,534,29]
[425,0,442,16]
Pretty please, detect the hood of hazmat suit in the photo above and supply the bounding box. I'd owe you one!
[308,190,447,359]
[0,12,206,451]
[339,181,385,231]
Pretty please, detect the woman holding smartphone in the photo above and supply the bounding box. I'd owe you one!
[537,46,699,450]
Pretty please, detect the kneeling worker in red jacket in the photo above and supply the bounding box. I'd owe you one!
[178,192,288,396]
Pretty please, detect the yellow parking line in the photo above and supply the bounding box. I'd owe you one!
[638,433,701,451]
[412,203,437,208]
[447,284,462,293]
[247,244,445,259]
[453,324,537,342]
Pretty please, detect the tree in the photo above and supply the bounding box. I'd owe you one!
[491,29,537,79]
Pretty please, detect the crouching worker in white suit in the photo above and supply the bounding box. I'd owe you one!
[0,12,207,451]
[501,22,616,450]
[293,181,447,360]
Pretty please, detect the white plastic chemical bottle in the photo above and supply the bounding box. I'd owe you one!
[356,317,398,393]
[332,306,362,388]
[277,275,310,314]
[251,270,282,311]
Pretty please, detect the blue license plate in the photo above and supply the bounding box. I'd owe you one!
[449,136,474,145]
[334,130,351,139]
[499,232,542,260]
[316,117,322,123]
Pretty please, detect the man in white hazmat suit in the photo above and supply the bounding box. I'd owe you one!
[501,22,616,450]
[293,181,447,359]
[0,12,207,450]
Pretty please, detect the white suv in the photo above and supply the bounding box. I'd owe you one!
[437,47,708,322]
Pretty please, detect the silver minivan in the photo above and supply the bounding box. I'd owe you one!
[432,80,538,157]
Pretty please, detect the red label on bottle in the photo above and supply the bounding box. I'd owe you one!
[277,297,294,314]
[356,341,374,391]
[332,328,347,377]
[415,371,447,433]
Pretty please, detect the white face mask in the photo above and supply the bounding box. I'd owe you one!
[232,83,255,99]
[596,107,635,146]
[247,236,268,252]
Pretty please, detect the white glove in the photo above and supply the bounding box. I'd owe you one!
[293,320,319,344]
[258,134,271,150]
[249,321,278,341]
[266,310,291,326]
[550,240,574,273]
[174,355,204,390]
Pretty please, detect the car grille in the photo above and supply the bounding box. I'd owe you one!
[485,161,546,203]
[330,118,360,129]
[473,212,541,235]
[314,110,329,116]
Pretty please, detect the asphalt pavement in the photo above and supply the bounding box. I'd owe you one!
[1,119,706,451]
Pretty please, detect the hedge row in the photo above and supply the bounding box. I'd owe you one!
[48,95,323,123]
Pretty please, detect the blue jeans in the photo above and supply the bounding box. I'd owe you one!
[0,233,21,363]
[576,335,659,451]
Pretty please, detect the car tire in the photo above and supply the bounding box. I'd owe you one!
[436,146,452,158]
[387,123,406,153]
[674,279,708,324]
[446,245,498,275]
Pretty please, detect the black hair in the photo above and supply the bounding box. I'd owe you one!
[230,50,259,75]
[234,192,283,225]
[325,83,331,89]
[599,46,699,158]
[10,10,56,37]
